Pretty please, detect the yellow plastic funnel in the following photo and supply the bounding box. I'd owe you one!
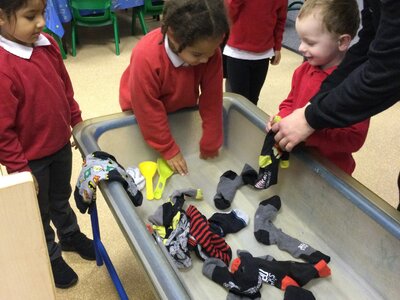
[138,161,157,200]
[154,158,174,200]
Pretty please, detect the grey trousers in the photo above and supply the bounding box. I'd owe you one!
[29,143,80,261]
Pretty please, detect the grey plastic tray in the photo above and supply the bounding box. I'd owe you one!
[73,94,400,300]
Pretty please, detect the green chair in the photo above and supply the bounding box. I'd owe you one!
[43,27,67,59]
[287,1,304,11]
[69,0,120,56]
[132,0,164,35]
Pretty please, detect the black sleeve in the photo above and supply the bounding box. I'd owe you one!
[305,0,400,129]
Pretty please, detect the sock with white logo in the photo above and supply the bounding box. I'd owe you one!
[254,196,330,264]
[202,256,262,299]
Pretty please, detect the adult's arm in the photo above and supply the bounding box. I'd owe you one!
[306,0,400,129]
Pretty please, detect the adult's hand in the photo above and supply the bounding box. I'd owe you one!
[271,106,315,151]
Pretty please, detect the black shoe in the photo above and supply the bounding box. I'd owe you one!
[51,257,78,289]
[60,231,96,261]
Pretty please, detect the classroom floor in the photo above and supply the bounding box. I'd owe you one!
[55,12,399,300]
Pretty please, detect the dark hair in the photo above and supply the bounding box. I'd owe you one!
[0,0,46,19]
[161,0,229,52]
[298,0,360,38]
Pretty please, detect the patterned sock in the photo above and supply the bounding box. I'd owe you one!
[202,257,262,299]
[254,196,330,264]
[74,151,142,214]
[255,255,330,289]
[148,188,202,226]
[284,286,316,300]
[208,209,249,237]
[254,131,282,189]
[186,205,232,265]
[232,251,299,291]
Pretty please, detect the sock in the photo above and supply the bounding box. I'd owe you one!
[208,209,249,237]
[148,188,202,226]
[202,257,262,299]
[254,131,282,189]
[284,286,316,300]
[214,164,257,210]
[74,151,143,214]
[186,205,232,265]
[254,196,330,264]
[280,151,290,169]
[126,166,145,190]
[255,255,330,290]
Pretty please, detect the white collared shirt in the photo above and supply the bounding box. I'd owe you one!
[0,34,51,59]
[164,35,189,67]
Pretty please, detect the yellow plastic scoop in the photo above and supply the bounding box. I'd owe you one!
[139,161,157,200]
[154,158,174,200]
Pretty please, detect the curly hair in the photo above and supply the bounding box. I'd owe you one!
[161,0,229,52]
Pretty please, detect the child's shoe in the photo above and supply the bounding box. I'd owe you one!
[51,256,78,289]
[60,231,96,260]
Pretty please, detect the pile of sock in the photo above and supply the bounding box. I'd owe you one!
[203,250,329,299]
[148,188,202,269]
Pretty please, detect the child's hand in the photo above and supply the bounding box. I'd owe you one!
[200,150,219,160]
[271,51,281,65]
[266,114,280,132]
[167,152,188,176]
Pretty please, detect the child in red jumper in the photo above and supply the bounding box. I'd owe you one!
[119,0,229,176]
[267,0,369,175]
[0,0,94,289]
[223,0,288,105]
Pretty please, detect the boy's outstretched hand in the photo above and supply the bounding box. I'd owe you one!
[167,152,188,176]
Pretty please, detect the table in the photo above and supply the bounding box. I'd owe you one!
[45,0,145,38]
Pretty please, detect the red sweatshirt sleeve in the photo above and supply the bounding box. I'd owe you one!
[0,74,30,173]
[198,50,224,156]
[128,47,180,160]
[305,119,370,153]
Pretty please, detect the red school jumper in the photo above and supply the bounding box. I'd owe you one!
[226,0,288,53]
[119,29,223,160]
[278,62,370,174]
[0,33,82,173]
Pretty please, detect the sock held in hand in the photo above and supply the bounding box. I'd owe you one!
[254,130,282,189]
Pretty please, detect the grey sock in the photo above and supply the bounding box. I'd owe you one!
[254,196,330,264]
[214,164,257,210]
[214,170,244,209]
